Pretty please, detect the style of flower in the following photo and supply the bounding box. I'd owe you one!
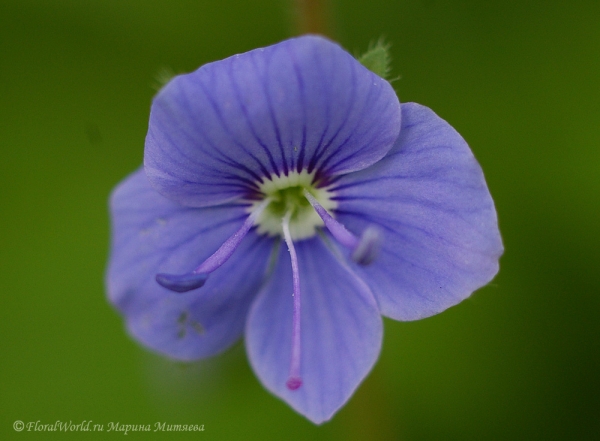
[106,35,503,424]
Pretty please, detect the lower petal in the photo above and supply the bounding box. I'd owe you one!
[245,237,383,424]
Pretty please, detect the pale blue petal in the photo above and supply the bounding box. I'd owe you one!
[144,35,401,207]
[245,237,383,424]
[332,103,504,321]
[106,168,274,359]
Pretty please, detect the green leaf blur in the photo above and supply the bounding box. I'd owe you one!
[358,39,392,79]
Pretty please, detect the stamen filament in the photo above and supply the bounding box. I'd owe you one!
[194,198,270,274]
[303,189,382,265]
[282,210,302,391]
[303,189,358,249]
[156,199,270,293]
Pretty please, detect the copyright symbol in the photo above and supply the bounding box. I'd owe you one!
[13,420,24,432]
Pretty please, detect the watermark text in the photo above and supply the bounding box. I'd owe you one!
[13,420,205,434]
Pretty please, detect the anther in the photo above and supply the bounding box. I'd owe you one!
[155,273,208,293]
[351,226,382,265]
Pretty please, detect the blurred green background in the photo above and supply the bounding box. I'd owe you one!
[1,0,599,439]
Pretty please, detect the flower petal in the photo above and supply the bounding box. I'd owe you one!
[106,168,274,359]
[245,237,383,424]
[144,35,401,207]
[332,103,504,321]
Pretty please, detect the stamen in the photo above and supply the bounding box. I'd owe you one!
[303,189,382,265]
[282,210,302,391]
[156,199,270,293]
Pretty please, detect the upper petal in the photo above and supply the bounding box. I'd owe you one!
[245,237,383,424]
[144,35,401,207]
[332,103,504,321]
[106,168,274,359]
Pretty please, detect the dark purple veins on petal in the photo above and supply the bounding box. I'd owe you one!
[255,49,288,176]
[196,70,272,181]
[226,63,280,177]
[144,36,401,207]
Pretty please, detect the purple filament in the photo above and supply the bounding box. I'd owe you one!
[304,189,381,265]
[193,199,269,274]
[304,190,358,249]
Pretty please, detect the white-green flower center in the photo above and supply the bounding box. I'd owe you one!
[250,170,337,240]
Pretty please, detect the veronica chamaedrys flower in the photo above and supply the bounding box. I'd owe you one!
[106,35,503,423]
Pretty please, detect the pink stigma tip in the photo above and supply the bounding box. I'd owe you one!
[286,377,302,391]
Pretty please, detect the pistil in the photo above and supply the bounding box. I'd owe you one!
[282,210,303,391]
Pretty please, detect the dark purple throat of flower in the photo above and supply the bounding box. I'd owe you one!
[155,172,382,390]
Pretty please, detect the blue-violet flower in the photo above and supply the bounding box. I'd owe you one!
[106,35,503,423]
